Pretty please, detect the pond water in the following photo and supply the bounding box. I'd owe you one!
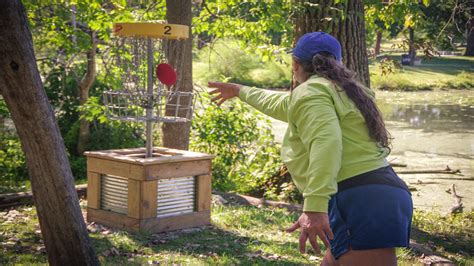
[271,90,473,213]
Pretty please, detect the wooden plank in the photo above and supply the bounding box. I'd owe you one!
[214,191,303,212]
[87,172,101,209]
[140,210,210,233]
[196,175,212,212]
[141,180,157,219]
[127,179,141,219]
[0,184,87,210]
[145,159,212,180]
[141,153,215,165]
[85,147,214,165]
[87,208,140,232]
[87,157,144,180]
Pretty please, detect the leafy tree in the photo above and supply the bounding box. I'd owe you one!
[365,0,430,65]
[193,0,294,61]
[293,0,371,87]
[419,0,472,53]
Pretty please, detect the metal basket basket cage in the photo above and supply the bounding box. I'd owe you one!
[103,89,195,123]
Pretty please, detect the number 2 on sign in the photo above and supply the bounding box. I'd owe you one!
[164,26,171,35]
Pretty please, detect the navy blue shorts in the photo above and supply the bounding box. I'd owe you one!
[328,166,413,259]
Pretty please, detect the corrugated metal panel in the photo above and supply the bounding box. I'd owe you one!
[101,175,128,215]
[157,176,195,218]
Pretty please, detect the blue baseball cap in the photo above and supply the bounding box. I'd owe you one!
[292,32,342,62]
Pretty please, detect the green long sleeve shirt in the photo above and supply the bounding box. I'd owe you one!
[238,75,389,213]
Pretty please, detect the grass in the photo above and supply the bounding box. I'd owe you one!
[411,210,474,265]
[370,56,474,91]
[1,200,473,265]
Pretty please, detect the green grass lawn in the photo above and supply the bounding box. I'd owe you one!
[1,200,472,265]
[370,55,474,90]
[371,55,474,81]
[370,37,473,90]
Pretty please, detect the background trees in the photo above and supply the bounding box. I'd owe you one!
[420,0,472,55]
[162,0,194,150]
[293,0,370,86]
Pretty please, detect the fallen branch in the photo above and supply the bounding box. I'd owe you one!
[213,191,302,212]
[0,184,87,210]
[448,184,463,214]
[390,162,407,167]
[410,240,454,265]
[397,165,461,175]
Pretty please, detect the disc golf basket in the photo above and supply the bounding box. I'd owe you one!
[85,22,213,233]
[103,22,194,157]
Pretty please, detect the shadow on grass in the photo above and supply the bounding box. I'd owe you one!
[410,226,473,256]
[90,225,306,265]
[406,197,473,264]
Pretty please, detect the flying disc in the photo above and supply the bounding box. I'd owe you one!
[155,63,177,86]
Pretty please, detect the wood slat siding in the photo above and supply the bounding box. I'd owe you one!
[127,179,141,218]
[140,210,211,232]
[141,180,158,218]
[196,175,212,212]
[87,208,210,233]
[146,160,212,180]
[87,208,140,231]
[87,157,144,180]
[87,172,101,209]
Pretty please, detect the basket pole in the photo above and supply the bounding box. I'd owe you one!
[145,37,154,158]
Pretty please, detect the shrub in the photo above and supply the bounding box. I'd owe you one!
[371,71,473,91]
[371,74,434,91]
[0,99,28,192]
[190,92,282,195]
[193,40,291,88]
[440,71,474,90]
[378,57,402,76]
[70,96,145,179]
[0,135,28,193]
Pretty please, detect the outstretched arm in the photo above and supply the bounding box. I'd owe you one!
[208,81,290,122]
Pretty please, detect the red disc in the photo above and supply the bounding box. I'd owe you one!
[155,63,177,86]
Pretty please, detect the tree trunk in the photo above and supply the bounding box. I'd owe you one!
[77,31,97,155]
[464,8,474,56]
[375,30,382,55]
[294,0,370,87]
[408,27,416,65]
[0,1,98,265]
[162,0,193,150]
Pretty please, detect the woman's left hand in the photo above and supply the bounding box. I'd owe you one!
[286,212,334,254]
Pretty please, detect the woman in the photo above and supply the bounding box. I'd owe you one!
[208,32,412,265]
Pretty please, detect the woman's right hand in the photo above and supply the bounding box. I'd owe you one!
[208,81,242,106]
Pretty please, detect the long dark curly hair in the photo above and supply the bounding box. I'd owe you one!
[295,52,391,152]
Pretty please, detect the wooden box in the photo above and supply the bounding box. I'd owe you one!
[85,147,214,233]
